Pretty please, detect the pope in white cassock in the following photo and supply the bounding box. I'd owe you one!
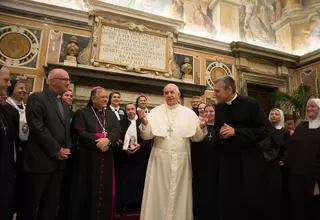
[138,84,208,220]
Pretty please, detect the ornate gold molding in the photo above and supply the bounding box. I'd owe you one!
[91,17,175,78]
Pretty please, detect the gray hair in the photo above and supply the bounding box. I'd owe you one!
[213,76,236,93]
[191,96,201,100]
[163,83,180,93]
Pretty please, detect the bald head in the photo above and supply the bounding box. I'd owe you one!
[47,68,70,95]
[0,66,11,97]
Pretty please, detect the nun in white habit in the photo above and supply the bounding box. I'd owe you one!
[288,98,320,220]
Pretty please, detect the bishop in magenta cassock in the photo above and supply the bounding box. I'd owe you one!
[68,87,121,220]
[138,84,208,220]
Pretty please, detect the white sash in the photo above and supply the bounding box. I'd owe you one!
[123,115,138,150]
[6,97,29,141]
[109,105,120,120]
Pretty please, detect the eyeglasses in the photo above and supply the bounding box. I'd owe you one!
[53,78,71,82]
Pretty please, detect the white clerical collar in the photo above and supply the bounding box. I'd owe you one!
[226,93,237,105]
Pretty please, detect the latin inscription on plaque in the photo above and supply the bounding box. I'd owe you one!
[97,25,168,72]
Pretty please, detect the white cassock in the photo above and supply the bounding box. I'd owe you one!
[139,104,207,220]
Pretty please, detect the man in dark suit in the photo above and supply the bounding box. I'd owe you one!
[0,65,16,220]
[17,68,72,220]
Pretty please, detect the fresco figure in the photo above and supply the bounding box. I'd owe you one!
[243,0,272,46]
[301,12,320,51]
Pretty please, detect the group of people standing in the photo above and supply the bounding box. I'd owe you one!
[189,78,320,220]
[0,64,320,220]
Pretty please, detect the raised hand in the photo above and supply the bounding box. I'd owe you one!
[199,115,208,129]
[137,109,148,125]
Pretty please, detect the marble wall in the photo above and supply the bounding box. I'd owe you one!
[0,14,91,91]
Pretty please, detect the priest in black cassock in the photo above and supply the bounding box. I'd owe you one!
[0,65,16,220]
[116,103,151,215]
[191,104,218,220]
[213,76,269,220]
[68,86,121,220]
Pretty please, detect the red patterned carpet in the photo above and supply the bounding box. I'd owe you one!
[115,212,140,220]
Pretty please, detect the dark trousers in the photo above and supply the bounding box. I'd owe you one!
[17,170,63,220]
[0,173,14,220]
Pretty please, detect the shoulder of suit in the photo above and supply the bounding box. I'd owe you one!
[238,95,258,103]
[29,91,46,100]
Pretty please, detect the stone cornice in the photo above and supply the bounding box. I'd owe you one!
[0,0,90,28]
[45,63,206,97]
[296,49,320,68]
[88,0,185,33]
[230,41,300,67]
[176,33,232,56]
[272,3,320,31]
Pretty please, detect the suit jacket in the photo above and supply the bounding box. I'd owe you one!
[18,89,71,173]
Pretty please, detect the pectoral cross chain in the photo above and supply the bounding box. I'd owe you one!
[167,127,173,137]
[102,129,107,138]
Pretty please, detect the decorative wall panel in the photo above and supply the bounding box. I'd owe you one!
[0,23,42,69]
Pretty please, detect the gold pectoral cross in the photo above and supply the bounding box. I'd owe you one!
[167,127,173,137]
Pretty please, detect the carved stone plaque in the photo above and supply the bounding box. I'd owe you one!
[96,22,169,73]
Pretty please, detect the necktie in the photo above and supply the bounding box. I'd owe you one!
[57,96,65,120]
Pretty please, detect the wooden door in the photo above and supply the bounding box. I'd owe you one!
[247,83,276,115]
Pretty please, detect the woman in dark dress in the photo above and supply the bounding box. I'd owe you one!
[258,108,290,220]
[116,103,151,215]
[191,104,218,220]
[288,98,320,220]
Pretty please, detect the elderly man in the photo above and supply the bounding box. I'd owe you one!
[137,84,208,220]
[0,64,16,220]
[17,69,72,220]
[68,86,121,220]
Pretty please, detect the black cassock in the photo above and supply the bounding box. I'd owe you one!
[115,118,151,208]
[68,106,121,220]
[191,124,218,220]
[258,127,290,220]
[0,105,16,220]
[214,95,269,220]
[288,122,320,220]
